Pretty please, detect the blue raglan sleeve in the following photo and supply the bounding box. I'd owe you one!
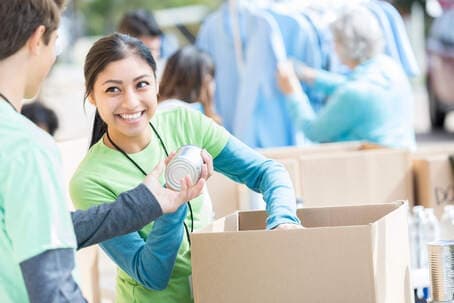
[213,136,300,229]
[99,204,187,290]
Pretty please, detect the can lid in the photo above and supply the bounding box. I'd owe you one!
[165,158,201,191]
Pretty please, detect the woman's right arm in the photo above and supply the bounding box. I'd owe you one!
[100,204,187,290]
[69,161,199,290]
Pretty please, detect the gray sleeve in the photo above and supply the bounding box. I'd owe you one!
[71,183,163,250]
[20,248,87,303]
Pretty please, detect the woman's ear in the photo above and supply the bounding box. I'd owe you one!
[87,94,96,106]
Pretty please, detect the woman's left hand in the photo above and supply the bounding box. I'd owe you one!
[273,223,304,230]
[200,149,214,180]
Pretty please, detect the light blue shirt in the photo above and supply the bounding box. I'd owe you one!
[286,55,416,149]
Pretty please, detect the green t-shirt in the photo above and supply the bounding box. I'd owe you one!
[0,102,76,303]
[70,108,229,303]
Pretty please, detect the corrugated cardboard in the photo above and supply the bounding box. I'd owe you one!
[413,152,454,218]
[300,148,413,207]
[191,201,413,303]
[207,142,413,218]
[206,172,243,219]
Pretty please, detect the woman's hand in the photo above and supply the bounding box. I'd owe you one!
[273,223,304,230]
[143,157,207,214]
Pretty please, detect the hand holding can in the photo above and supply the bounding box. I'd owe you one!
[165,145,206,191]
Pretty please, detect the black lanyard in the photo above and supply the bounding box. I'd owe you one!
[0,93,17,112]
[106,122,194,245]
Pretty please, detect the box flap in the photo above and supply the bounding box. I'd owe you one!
[300,201,404,228]
[196,211,239,233]
[220,202,405,231]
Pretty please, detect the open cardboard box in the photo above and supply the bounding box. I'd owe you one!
[207,142,413,218]
[191,201,413,303]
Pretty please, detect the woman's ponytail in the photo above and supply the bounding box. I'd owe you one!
[89,110,107,148]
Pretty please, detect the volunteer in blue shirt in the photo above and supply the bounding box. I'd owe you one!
[277,5,416,150]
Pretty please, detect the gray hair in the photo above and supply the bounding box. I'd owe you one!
[330,5,384,64]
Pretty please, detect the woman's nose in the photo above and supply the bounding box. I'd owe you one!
[123,89,140,108]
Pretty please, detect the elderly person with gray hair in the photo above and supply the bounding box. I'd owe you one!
[277,5,415,149]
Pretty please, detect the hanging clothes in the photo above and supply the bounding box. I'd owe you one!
[367,0,419,77]
[232,6,296,147]
[376,0,420,77]
[197,5,241,133]
[198,3,296,147]
[266,5,325,112]
[196,1,419,147]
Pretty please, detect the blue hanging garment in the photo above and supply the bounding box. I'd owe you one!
[367,0,419,77]
[198,3,297,147]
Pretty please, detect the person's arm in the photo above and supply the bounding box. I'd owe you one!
[99,204,187,290]
[213,136,301,229]
[285,86,366,142]
[278,62,363,142]
[72,158,207,250]
[20,249,87,303]
[311,69,348,95]
[71,183,162,250]
[292,60,347,95]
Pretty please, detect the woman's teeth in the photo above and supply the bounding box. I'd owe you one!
[119,111,142,120]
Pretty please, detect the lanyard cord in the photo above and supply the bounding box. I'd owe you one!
[105,122,194,245]
[0,93,17,112]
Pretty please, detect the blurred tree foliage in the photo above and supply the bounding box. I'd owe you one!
[74,0,221,35]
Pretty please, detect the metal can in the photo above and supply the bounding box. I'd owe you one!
[429,240,454,302]
[165,145,203,191]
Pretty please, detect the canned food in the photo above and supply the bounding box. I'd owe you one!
[165,145,203,191]
[429,240,454,302]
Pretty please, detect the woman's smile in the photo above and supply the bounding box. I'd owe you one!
[116,110,146,123]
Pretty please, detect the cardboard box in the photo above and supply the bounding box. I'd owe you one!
[206,172,243,219]
[413,152,454,218]
[191,201,413,303]
[299,148,413,207]
[207,142,413,218]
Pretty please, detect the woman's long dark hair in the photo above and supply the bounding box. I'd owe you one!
[158,46,221,124]
[84,33,157,148]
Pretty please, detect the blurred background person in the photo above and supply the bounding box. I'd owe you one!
[118,9,178,76]
[277,5,416,149]
[158,45,221,124]
[21,101,59,137]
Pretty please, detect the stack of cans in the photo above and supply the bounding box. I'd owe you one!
[429,240,454,302]
[165,145,203,191]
